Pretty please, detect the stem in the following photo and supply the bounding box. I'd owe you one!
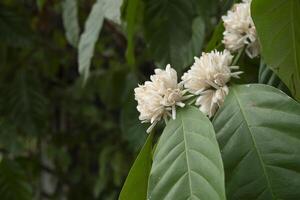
[187,96,197,105]
[232,45,246,66]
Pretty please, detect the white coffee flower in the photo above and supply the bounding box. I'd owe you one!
[222,1,260,58]
[134,64,185,133]
[181,50,242,94]
[195,86,229,118]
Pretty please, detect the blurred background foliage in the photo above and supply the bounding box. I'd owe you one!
[0,0,260,199]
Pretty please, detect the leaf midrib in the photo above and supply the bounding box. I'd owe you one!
[181,117,194,199]
[232,88,276,199]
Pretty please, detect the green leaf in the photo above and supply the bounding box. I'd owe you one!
[119,132,154,200]
[0,68,47,135]
[120,74,147,151]
[103,0,123,24]
[36,0,46,11]
[252,0,300,101]
[213,84,300,199]
[143,0,206,71]
[62,0,80,47]
[120,93,147,152]
[258,60,290,94]
[78,0,105,82]
[148,106,226,200]
[0,159,32,200]
[124,0,140,67]
[98,67,129,109]
[0,7,32,47]
[78,0,124,82]
[205,21,224,52]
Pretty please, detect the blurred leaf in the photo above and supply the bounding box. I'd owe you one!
[94,146,115,198]
[62,0,80,47]
[221,0,237,14]
[78,0,125,82]
[213,84,300,199]
[98,67,128,109]
[148,106,226,200]
[252,0,300,101]
[0,7,32,47]
[0,159,32,200]
[195,0,219,24]
[181,17,206,69]
[1,68,47,135]
[120,73,147,151]
[36,0,46,10]
[124,0,141,67]
[143,0,206,71]
[119,132,154,200]
[112,152,127,187]
[121,93,147,152]
[205,21,224,52]
[103,0,123,24]
[78,0,105,82]
[0,119,25,155]
[259,60,290,94]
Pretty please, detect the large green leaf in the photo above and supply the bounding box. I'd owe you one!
[143,0,206,71]
[213,84,300,199]
[0,159,32,200]
[148,106,226,200]
[252,0,300,101]
[62,0,80,47]
[119,132,154,200]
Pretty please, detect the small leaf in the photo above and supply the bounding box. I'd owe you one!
[213,84,300,199]
[252,0,300,101]
[78,0,125,82]
[148,106,226,200]
[103,0,123,24]
[119,132,154,200]
[78,0,105,82]
[62,0,80,47]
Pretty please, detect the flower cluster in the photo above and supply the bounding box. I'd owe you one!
[222,0,260,58]
[135,50,242,132]
[134,65,186,133]
[134,0,259,133]
[182,50,242,118]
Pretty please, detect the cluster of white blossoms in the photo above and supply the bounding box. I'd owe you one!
[135,50,242,132]
[222,0,260,58]
[134,0,260,132]
[134,65,187,133]
[182,50,242,118]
